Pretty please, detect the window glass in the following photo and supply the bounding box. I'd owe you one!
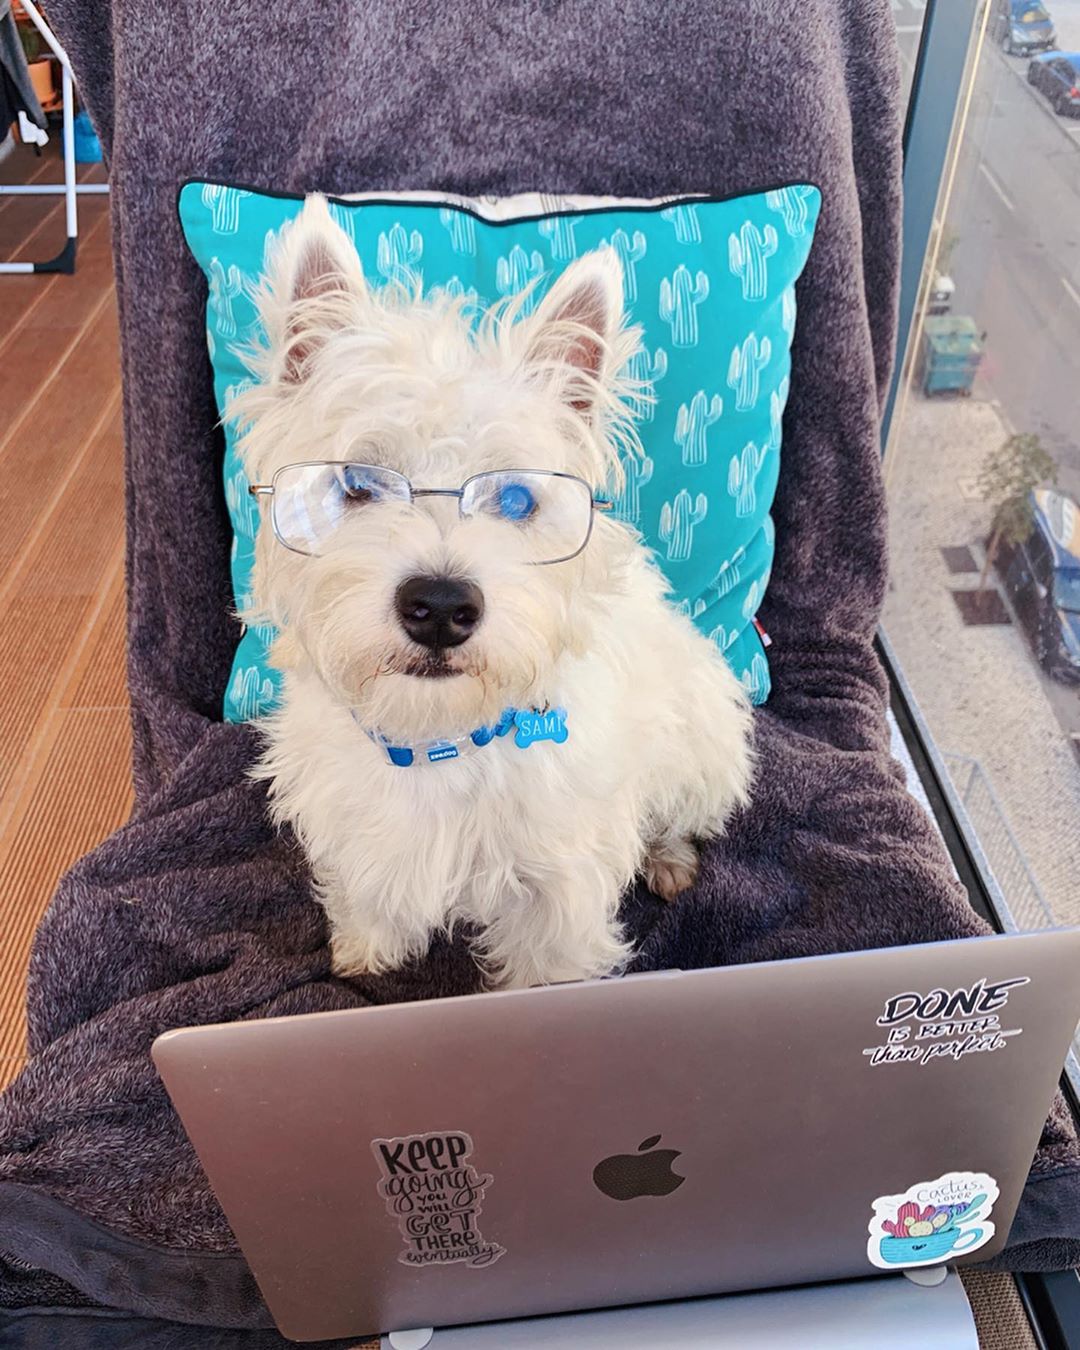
[884,2,1080,1085]
[891,0,930,114]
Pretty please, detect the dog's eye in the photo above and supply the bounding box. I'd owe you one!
[338,466,380,504]
[496,482,536,522]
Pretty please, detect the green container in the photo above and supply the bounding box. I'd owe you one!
[921,315,983,396]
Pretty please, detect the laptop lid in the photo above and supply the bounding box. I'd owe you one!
[152,930,1080,1342]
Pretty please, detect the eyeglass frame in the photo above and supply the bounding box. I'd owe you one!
[247,460,615,564]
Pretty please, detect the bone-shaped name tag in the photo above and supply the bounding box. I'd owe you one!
[513,707,569,749]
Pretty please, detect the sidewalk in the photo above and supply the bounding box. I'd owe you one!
[884,389,1080,928]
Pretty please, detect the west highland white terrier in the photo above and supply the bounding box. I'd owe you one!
[233,194,753,989]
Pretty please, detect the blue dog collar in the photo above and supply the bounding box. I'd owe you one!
[356,706,569,767]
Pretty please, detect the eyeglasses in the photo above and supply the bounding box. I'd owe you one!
[248,462,613,564]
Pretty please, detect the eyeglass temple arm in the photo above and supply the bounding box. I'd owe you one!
[593,498,614,512]
[248,484,274,497]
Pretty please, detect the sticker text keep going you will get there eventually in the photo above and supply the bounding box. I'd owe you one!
[371,1130,506,1269]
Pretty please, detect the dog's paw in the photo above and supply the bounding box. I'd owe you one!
[644,837,700,903]
[329,935,373,981]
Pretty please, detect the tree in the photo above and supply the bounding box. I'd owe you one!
[976,432,1058,595]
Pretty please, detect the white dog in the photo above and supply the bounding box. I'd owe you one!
[232,194,753,989]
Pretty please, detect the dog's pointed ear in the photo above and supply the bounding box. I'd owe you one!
[521,248,624,416]
[264,194,367,384]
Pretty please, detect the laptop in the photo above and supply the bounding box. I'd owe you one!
[152,929,1080,1343]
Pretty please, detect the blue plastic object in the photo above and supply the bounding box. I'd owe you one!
[73,111,102,164]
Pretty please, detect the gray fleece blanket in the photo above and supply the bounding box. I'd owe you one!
[1,0,1078,1332]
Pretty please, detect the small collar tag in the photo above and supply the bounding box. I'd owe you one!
[356,705,568,767]
[513,707,569,748]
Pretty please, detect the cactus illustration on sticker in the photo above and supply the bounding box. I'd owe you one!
[377,223,423,288]
[226,468,260,541]
[201,184,252,235]
[230,666,275,720]
[208,258,244,339]
[781,284,797,342]
[660,203,702,244]
[675,391,723,468]
[728,220,779,302]
[728,441,769,518]
[614,453,653,525]
[624,346,667,422]
[742,652,770,703]
[727,333,772,411]
[658,490,708,562]
[659,266,710,348]
[600,228,647,302]
[496,245,546,313]
[439,207,477,256]
[538,213,583,261]
[675,597,708,620]
[712,555,742,598]
[765,184,816,237]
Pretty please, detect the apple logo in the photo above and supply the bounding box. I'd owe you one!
[592,1134,685,1201]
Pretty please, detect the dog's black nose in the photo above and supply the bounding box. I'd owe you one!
[395,575,484,650]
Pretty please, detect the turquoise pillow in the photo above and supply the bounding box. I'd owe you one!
[179,183,821,723]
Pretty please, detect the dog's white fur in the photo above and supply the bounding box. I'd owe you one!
[232,194,753,989]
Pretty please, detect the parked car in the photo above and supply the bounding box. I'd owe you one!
[1027,51,1080,116]
[995,488,1080,684]
[993,0,1057,55]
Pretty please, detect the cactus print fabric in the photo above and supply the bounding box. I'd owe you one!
[179,182,821,722]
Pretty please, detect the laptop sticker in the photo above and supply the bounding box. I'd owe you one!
[867,1172,999,1269]
[371,1130,506,1269]
[861,975,1029,1068]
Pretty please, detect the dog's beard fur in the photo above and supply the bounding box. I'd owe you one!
[232,195,753,988]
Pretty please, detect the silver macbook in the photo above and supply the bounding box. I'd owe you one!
[152,929,1080,1342]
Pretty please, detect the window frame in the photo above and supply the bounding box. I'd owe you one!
[883,4,1080,1341]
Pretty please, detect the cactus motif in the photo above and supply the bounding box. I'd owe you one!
[727,333,772,411]
[223,379,254,432]
[201,184,252,235]
[709,622,733,651]
[741,652,770,704]
[741,578,765,623]
[675,390,723,468]
[440,207,477,256]
[600,228,647,301]
[660,203,702,244]
[442,274,482,314]
[728,441,769,518]
[614,453,653,525]
[226,468,259,540]
[658,489,708,562]
[765,185,816,237]
[327,201,358,242]
[781,284,797,342]
[538,212,584,261]
[658,265,710,348]
[675,597,707,620]
[624,346,667,422]
[763,514,776,547]
[711,554,742,599]
[496,245,545,312]
[728,221,778,302]
[208,258,244,339]
[229,665,275,720]
[767,375,789,455]
[376,223,423,288]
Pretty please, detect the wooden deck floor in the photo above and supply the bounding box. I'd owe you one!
[0,139,129,1091]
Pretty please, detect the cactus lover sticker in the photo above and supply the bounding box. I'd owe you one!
[868,1172,998,1269]
[372,1131,506,1269]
